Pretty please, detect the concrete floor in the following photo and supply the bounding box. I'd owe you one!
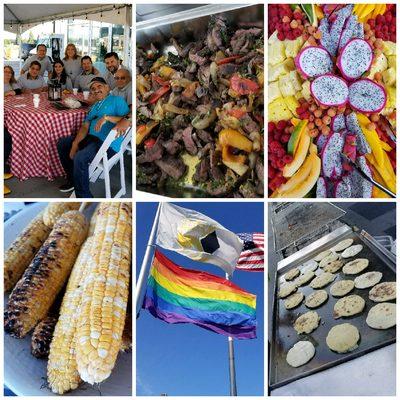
[5,154,132,198]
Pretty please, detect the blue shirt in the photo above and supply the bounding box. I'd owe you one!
[85,94,129,152]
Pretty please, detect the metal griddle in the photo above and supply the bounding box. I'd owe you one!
[269,226,396,390]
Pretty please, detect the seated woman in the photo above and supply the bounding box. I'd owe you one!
[4,65,22,96]
[17,61,47,94]
[50,60,73,91]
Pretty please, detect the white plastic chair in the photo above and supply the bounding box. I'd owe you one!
[70,127,132,198]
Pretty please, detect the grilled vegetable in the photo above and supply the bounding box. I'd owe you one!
[48,237,94,394]
[42,202,81,228]
[4,211,88,338]
[4,212,51,292]
[31,315,58,358]
[75,202,132,384]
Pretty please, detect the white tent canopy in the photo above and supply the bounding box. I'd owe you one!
[4,4,131,34]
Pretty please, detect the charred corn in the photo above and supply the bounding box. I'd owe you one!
[31,315,58,358]
[47,237,93,394]
[4,211,88,338]
[88,204,100,236]
[76,202,132,384]
[120,312,132,352]
[43,202,80,228]
[4,212,51,292]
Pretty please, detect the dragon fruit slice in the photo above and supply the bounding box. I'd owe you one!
[310,74,349,107]
[345,112,371,155]
[354,23,364,39]
[337,39,374,80]
[295,46,333,78]
[348,78,387,113]
[321,131,345,178]
[316,177,328,198]
[338,15,358,51]
[316,134,329,153]
[319,18,336,56]
[328,5,354,56]
[334,178,353,198]
[343,156,373,198]
[331,114,346,132]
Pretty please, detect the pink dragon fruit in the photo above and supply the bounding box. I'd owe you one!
[321,131,345,178]
[334,178,352,198]
[342,134,357,171]
[348,79,387,113]
[328,5,354,56]
[295,46,333,78]
[316,177,328,198]
[338,15,357,51]
[346,156,373,198]
[310,74,349,107]
[345,112,371,155]
[331,114,346,132]
[316,134,329,153]
[337,39,374,80]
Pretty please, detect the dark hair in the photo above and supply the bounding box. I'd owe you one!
[4,65,17,85]
[37,44,47,51]
[104,52,119,61]
[53,59,68,85]
[27,60,41,79]
[81,55,92,64]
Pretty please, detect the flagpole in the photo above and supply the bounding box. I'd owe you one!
[226,272,238,396]
[136,202,162,318]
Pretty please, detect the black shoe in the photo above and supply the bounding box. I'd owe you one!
[59,183,74,193]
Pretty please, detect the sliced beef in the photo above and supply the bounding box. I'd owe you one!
[162,140,181,155]
[198,142,212,158]
[155,156,187,180]
[136,137,164,164]
[172,115,186,131]
[182,126,198,155]
[217,63,238,77]
[240,115,260,134]
[196,129,213,143]
[198,65,211,88]
[189,51,207,66]
[193,158,209,183]
[255,159,264,184]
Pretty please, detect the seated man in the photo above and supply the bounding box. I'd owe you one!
[103,52,130,89]
[111,68,132,106]
[74,56,99,92]
[20,44,52,76]
[57,77,130,198]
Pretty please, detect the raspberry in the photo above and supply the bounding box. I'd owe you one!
[293,12,303,20]
[274,132,281,140]
[277,120,287,130]
[281,134,290,143]
[268,121,276,133]
[276,148,286,158]
[277,31,285,41]
[276,159,285,169]
[283,155,293,164]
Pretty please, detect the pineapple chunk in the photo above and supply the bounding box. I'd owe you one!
[294,90,303,100]
[269,81,282,104]
[386,86,396,109]
[284,95,300,116]
[382,67,396,87]
[181,153,200,186]
[279,74,297,97]
[284,37,305,58]
[288,70,303,91]
[387,55,396,70]
[269,40,286,66]
[269,98,293,122]
[268,59,294,82]
[367,53,388,79]
[301,80,311,100]
[383,41,396,56]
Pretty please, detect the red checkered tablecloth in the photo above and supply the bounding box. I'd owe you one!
[4,93,88,180]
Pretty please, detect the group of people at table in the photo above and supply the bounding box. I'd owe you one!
[4,43,132,197]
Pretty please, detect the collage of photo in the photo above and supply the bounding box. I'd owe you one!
[1,1,397,398]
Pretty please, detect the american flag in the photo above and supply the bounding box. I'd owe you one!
[236,232,264,272]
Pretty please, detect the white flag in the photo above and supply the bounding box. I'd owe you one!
[156,203,243,275]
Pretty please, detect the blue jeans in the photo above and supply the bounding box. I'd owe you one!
[57,135,115,198]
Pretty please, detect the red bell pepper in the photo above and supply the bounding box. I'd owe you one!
[230,74,259,95]
[152,74,169,86]
[144,138,156,149]
[216,55,241,65]
[227,109,247,119]
[148,85,170,104]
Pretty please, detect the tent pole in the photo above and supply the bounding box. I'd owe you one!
[123,5,130,67]
[226,273,238,396]
[135,202,161,317]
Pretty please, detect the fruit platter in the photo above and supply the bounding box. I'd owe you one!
[268,4,396,198]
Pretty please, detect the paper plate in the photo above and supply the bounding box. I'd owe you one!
[4,202,132,396]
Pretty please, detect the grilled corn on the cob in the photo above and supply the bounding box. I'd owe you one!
[88,204,100,236]
[4,212,51,292]
[43,202,80,228]
[75,202,132,384]
[120,312,132,352]
[47,237,93,394]
[4,211,88,338]
[31,315,58,358]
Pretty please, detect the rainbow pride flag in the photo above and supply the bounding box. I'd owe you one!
[143,250,257,339]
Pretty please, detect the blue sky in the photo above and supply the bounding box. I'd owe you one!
[136,202,264,396]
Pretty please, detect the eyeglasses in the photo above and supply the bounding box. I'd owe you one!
[115,76,127,80]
